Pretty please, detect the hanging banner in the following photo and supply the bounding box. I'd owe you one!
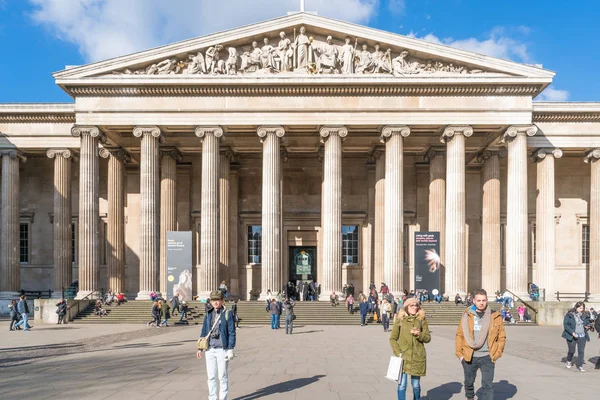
[414,232,441,294]
[166,231,193,302]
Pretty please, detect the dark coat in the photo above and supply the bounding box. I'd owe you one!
[562,311,591,342]
[56,302,67,316]
[359,301,369,316]
[200,307,236,350]
[17,300,28,314]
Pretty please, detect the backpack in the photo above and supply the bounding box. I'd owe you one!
[595,317,600,333]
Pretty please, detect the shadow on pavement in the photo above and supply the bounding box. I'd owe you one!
[423,381,462,400]
[476,380,517,399]
[233,374,326,400]
[291,330,324,335]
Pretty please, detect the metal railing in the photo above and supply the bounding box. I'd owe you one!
[66,290,104,321]
[555,292,590,302]
[20,289,53,299]
[505,289,538,321]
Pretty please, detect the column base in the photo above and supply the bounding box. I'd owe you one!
[585,294,600,303]
[0,291,21,300]
[135,291,154,300]
[319,292,345,302]
[196,291,212,302]
[75,290,101,300]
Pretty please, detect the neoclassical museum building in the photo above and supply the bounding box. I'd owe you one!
[1,13,599,304]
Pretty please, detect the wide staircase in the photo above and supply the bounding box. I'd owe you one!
[70,299,536,326]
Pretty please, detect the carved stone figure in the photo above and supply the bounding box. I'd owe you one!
[240,41,262,72]
[314,36,339,73]
[392,50,421,76]
[156,58,178,75]
[293,26,311,69]
[355,44,374,74]
[277,31,293,72]
[260,38,277,70]
[373,48,393,74]
[370,44,385,72]
[205,44,225,74]
[226,47,238,75]
[340,37,355,74]
[186,52,206,74]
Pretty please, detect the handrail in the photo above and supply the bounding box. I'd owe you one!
[66,290,102,311]
[555,291,590,302]
[505,289,538,315]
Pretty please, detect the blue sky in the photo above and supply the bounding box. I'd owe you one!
[0,0,598,103]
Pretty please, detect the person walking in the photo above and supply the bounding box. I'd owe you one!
[456,289,506,400]
[346,293,355,314]
[283,298,296,334]
[562,301,591,372]
[269,299,279,329]
[359,297,369,326]
[170,293,180,316]
[389,297,431,400]
[197,291,236,400]
[160,299,171,327]
[148,300,160,327]
[179,301,189,323]
[56,299,67,324]
[230,299,240,328]
[382,298,392,332]
[13,295,31,331]
[9,299,20,331]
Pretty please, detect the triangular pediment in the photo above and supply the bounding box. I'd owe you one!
[53,13,554,82]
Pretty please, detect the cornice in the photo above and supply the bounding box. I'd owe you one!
[65,84,541,97]
[533,113,600,123]
[0,114,75,123]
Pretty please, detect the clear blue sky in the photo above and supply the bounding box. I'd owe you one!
[0,0,598,103]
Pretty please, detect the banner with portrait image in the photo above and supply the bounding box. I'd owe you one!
[414,232,441,294]
[166,231,193,302]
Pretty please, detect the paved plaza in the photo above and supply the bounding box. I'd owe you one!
[0,321,598,399]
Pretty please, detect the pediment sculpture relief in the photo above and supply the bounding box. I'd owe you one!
[111,26,487,77]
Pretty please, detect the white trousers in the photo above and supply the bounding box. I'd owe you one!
[205,348,229,400]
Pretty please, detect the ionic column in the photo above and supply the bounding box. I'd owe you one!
[219,149,234,292]
[72,126,103,299]
[479,150,504,295]
[47,149,74,297]
[381,126,410,296]
[257,127,285,299]
[133,126,162,300]
[0,150,26,297]
[159,148,182,297]
[441,126,473,296]
[585,149,600,300]
[373,150,385,289]
[533,148,562,299]
[195,126,223,299]
[425,148,446,272]
[100,148,129,295]
[319,126,347,300]
[503,125,538,297]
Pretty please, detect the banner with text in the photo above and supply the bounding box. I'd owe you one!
[166,231,193,302]
[414,232,441,294]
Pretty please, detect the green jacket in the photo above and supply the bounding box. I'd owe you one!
[389,315,431,376]
[160,303,171,319]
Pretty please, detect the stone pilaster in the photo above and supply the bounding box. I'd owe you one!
[159,148,181,297]
[533,148,562,299]
[71,126,103,299]
[478,150,504,295]
[425,148,446,280]
[133,126,162,300]
[381,126,410,296]
[219,149,233,292]
[257,127,285,299]
[373,150,385,289]
[441,126,473,296]
[503,125,538,297]
[195,126,223,299]
[47,149,74,297]
[585,149,600,300]
[0,150,26,297]
[319,126,347,300]
[229,163,240,297]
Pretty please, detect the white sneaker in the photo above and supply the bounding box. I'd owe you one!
[578,367,586,372]
[566,361,573,369]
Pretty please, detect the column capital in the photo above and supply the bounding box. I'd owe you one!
[440,125,473,143]
[584,149,600,163]
[424,147,446,162]
[476,149,507,163]
[532,148,563,163]
[71,125,104,141]
[133,126,163,141]
[0,149,27,162]
[380,125,410,143]
[257,126,285,142]
[46,148,76,161]
[368,148,384,163]
[99,147,131,163]
[501,125,538,144]
[195,126,224,139]
[320,126,348,143]
[159,147,183,162]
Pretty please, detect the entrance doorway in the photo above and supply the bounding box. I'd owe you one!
[289,246,317,283]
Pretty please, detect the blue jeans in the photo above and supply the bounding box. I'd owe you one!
[179,310,186,322]
[271,314,279,329]
[14,313,29,330]
[433,295,443,303]
[360,314,367,325]
[397,373,421,400]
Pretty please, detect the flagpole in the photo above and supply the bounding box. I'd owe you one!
[300,0,305,13]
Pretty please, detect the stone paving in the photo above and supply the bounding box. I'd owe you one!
[0,321,598,399]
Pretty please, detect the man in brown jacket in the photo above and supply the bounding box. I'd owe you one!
[455,288,506,400]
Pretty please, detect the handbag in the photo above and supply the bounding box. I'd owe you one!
[292,314,297,321]
[385,355,403,382]
[197,313,221,350]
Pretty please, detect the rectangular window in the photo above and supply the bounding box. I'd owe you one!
[583,224,590,265]
[247,226,262,264]
[342,225,359,264]
[403,224,409,265]
[500,224,505,266]
[20,223,29,264]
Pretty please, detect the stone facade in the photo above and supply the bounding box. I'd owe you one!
[1,13,600,306]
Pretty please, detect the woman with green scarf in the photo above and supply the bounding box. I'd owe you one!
[389,297,431,400]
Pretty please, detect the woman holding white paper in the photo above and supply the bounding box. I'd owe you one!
[389,297,431,400]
